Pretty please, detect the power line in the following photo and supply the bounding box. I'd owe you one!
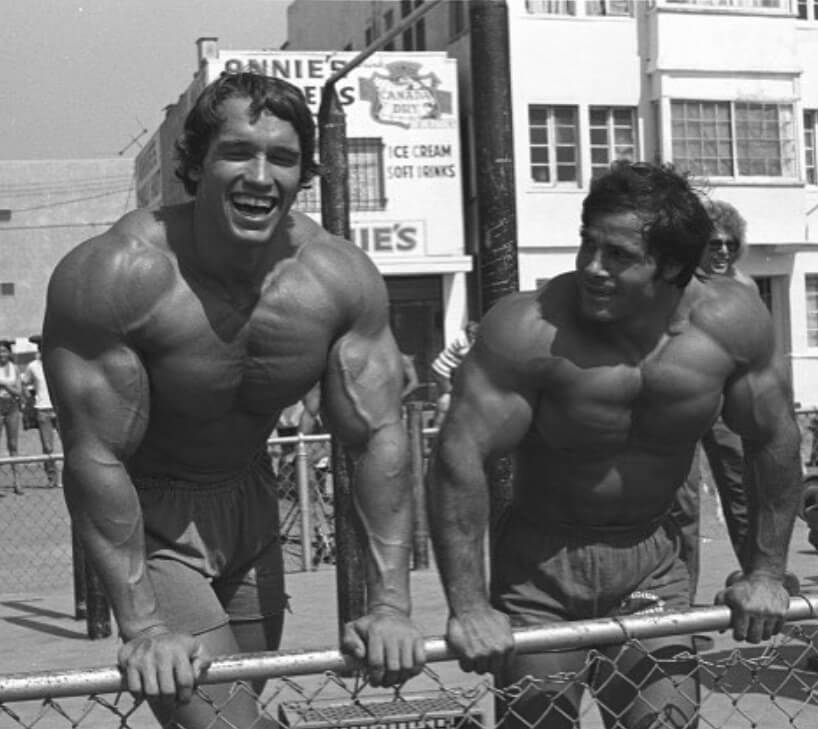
[0,222,119,231]
[9,188,134,213]
[0,176,135,198]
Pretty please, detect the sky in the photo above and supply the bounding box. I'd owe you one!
[0,0,292,160]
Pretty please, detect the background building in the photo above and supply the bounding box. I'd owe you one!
[286,0,818,409]
[0,158,135,358]
[135,39,470,389]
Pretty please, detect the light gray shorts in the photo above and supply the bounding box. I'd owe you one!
[490,507,691,627]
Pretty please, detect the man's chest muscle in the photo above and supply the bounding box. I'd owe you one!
[141,294,334,418]
[535,335,730,447]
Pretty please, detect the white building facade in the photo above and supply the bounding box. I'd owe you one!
[286,0,818,408]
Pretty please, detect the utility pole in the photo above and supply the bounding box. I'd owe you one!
[469,0,519,314]
[468,0,519,529]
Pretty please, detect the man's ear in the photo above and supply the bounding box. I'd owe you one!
[189,166,202,183]
[656,257,682,283]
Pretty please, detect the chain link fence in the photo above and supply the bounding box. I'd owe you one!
[0,437,339,594]
[0,410,438,592]
[1,598,817,728]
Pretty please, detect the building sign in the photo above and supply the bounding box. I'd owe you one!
[352,221,425,254]
[204,51,463,262]
[359,61,453,129]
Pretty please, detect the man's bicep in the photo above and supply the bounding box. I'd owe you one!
[722,354,794,444]
[47,341,149,460]
[321,326,403,446]
[444,356,534,461]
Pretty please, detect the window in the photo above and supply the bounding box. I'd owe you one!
[796,0,818,20]
[807,274,818,346]
[528,105,579,184]
[586,0,633,14]
[450,0,467,37]
[665,0,785,9]
[383,9,395,50]
[400,0,426,50]
[0,283,14,296]
[0,210,10,222]
[348,138,387,210]
[805,110,817,185]
[293,137,386,213]
[753,277,773,313]
[735,102,795,176]
[671,100,796,178]
[526,0,633,15]
[589,107,637,179]
[401,0,413,49]
[414,1,427,50]
[527,0,577,13]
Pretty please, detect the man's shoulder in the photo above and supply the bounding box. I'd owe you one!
[687,276,773,361]
[49,208,178,332]
[478,285,562,367]
[58,208,174,272]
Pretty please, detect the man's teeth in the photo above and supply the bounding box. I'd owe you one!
[232,194,274,213]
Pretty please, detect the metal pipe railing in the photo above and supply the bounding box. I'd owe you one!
[1,595,817,702]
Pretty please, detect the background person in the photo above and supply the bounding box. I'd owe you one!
[44,72,423,729]
[400,353,420,402]
[0,340,22,495]
[430,321,478,427]
[22,334,60,489]
[427,162,802,729]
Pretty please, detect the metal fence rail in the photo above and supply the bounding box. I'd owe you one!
[1,597,817,728]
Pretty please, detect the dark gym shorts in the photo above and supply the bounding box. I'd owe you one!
[132,452,287,636]
[490,507,691,627]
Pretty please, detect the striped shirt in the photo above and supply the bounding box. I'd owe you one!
[431,330,473,382]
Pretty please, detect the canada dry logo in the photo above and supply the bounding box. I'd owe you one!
[359,61,453,129]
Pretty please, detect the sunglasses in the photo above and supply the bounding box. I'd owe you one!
[707,237,739,254]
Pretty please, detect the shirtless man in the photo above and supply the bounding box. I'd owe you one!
[427,162,801,728]
[43,73,424,729]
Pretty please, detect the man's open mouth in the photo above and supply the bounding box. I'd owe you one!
[231,193,276,217]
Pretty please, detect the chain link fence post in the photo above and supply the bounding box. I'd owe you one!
[295,434,314,572]
[406,402,429,570]
[71,526,87,620]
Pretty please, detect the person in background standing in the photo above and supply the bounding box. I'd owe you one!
[400,353,420,402]
[0,340,22,494]
[22,334,60,489]
[430,321,478,427]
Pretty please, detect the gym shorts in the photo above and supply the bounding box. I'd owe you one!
[132,452,287,636]
[490,507,691,627]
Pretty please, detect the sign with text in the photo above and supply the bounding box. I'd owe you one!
[203,51,463,260]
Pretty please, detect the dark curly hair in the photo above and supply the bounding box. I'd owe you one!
[175,72,321,196]
[701,198,747,259]
[581,161,713,288]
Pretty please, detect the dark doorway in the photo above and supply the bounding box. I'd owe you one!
[386,276,444,401]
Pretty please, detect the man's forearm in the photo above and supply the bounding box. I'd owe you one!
[427,444,491,616]
[742,428,802,577]
[351,423,413,615]
[64,454,164,638]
